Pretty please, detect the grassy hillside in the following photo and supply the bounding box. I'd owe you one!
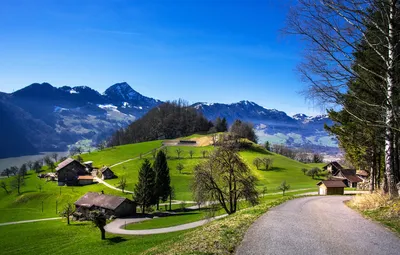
[0,136,322,223]
[0,140,162,223]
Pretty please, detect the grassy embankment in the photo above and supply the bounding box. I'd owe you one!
[348,192,400,235]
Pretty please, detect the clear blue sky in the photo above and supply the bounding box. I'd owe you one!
[0,0,323,116]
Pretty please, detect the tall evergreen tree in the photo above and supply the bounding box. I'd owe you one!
[133,159,157,214]
[153,150,171,210]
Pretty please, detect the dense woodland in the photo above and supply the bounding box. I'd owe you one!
[287,0,400,197]
[108,101,213,146]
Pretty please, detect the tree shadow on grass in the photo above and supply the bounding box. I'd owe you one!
[107,236,127,244]
[259,167,285,172]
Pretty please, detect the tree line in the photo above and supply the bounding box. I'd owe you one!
[285,0,400,197]
[270,144,324,164]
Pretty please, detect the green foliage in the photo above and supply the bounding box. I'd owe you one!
[89,210,108,240]
[176,162,184,174]
[154,151,171,205]
[230,119,257,143]
[264,141,271,151]
[214,117,228,132]
[277,180,290,196]
[301,168,308,175]
[306,167,321,179]
[134,159,157,214]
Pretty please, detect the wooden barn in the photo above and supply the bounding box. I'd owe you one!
[56,158,88,186]
[322,162,344,175]
[100,166,116,180]
[336,169,363,188]
[317,180,346,195]
[75,192,136,218]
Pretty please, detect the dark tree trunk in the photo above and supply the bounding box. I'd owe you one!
[142,204,145,214]
[156,200,159,211]
[67,216,70,225]
[101,228,106,240]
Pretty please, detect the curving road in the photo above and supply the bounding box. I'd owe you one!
[236,196,400,255]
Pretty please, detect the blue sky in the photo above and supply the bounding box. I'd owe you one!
[0,0,322,116]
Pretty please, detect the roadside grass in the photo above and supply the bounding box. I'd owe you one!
[348,192,400,235]
[144,196,297,255]
[0,220,186,255]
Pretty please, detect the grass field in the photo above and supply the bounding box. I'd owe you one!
[0,220,186,255]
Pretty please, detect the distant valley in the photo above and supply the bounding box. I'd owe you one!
[0,82,337,159]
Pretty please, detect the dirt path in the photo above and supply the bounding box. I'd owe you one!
[236,196,400,255]
[0,217,62,227]
[104,214,227,235]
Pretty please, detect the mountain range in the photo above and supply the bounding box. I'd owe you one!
[0,82,337,159]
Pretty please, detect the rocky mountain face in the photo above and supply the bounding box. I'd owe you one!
[0,82,161,158]
[193,101,337,153]
[0,83,337,159]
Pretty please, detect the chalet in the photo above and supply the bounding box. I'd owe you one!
[100,166,116,180]
[56,158,88,186]
[317,180,346,195]
[322,162,343,175]
[75,192,136,218]
[77,175,94,186]
[356,170,369,182]
[335,169,363,188]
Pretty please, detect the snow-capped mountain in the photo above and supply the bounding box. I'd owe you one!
[0,83,336,158]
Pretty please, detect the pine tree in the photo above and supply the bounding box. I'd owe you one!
[133,159,157,214]
[153,151,171,210]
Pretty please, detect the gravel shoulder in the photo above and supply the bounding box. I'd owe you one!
[236,196,400,255]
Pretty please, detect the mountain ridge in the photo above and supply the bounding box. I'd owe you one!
[0,82,336,159]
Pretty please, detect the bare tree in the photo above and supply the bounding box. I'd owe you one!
[11,174,25,195]
[176,162,184,174]
[176,148,183,159]
[26,161,34,171]
[51,153,58,162]
[89,211,107,240]
[253,158,262,170]
[116,176,127,193]
[0,181,10,194]
[192,146,259,214]
[285,0,399,198]
[189,150,194,159]
[60,202,75,225]
[201,150,208,158]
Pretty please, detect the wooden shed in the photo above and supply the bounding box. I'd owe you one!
[77,175,94,186]
[75,192,136,218]
[100,166,116,180]
[317,180,346,195]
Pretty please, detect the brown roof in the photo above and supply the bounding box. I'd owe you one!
[75,192,129,210]
[77,176,94,180]
[317,180,347,188]
[56,158,85,171]
[323,161,343,170]
[356,170,369,177]
[339,169,363,183]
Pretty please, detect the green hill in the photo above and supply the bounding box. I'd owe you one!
[0,135,321,223]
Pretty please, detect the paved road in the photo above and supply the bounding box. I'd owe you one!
[0,217,62,227]
[104,214,227,235]
[236,196,400,255]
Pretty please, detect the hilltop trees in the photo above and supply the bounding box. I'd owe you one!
[192,145,258,214]
[253,157,273,170]
[230,120,257,143]
[153,151,171,210]
[285,0,400,198]
[214,117,228,132]
[134,159,157,214]
[11,173,25,195]
[109,101,212,146]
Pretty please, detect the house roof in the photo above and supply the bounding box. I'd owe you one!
[317,180,347,188]
[56,158,77,171]
[100,166,113,173]
[356,170,369,177]
[75,192,130,210]
[77,176,94,180]
[339,169,363,183]
[323,161,343,170]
